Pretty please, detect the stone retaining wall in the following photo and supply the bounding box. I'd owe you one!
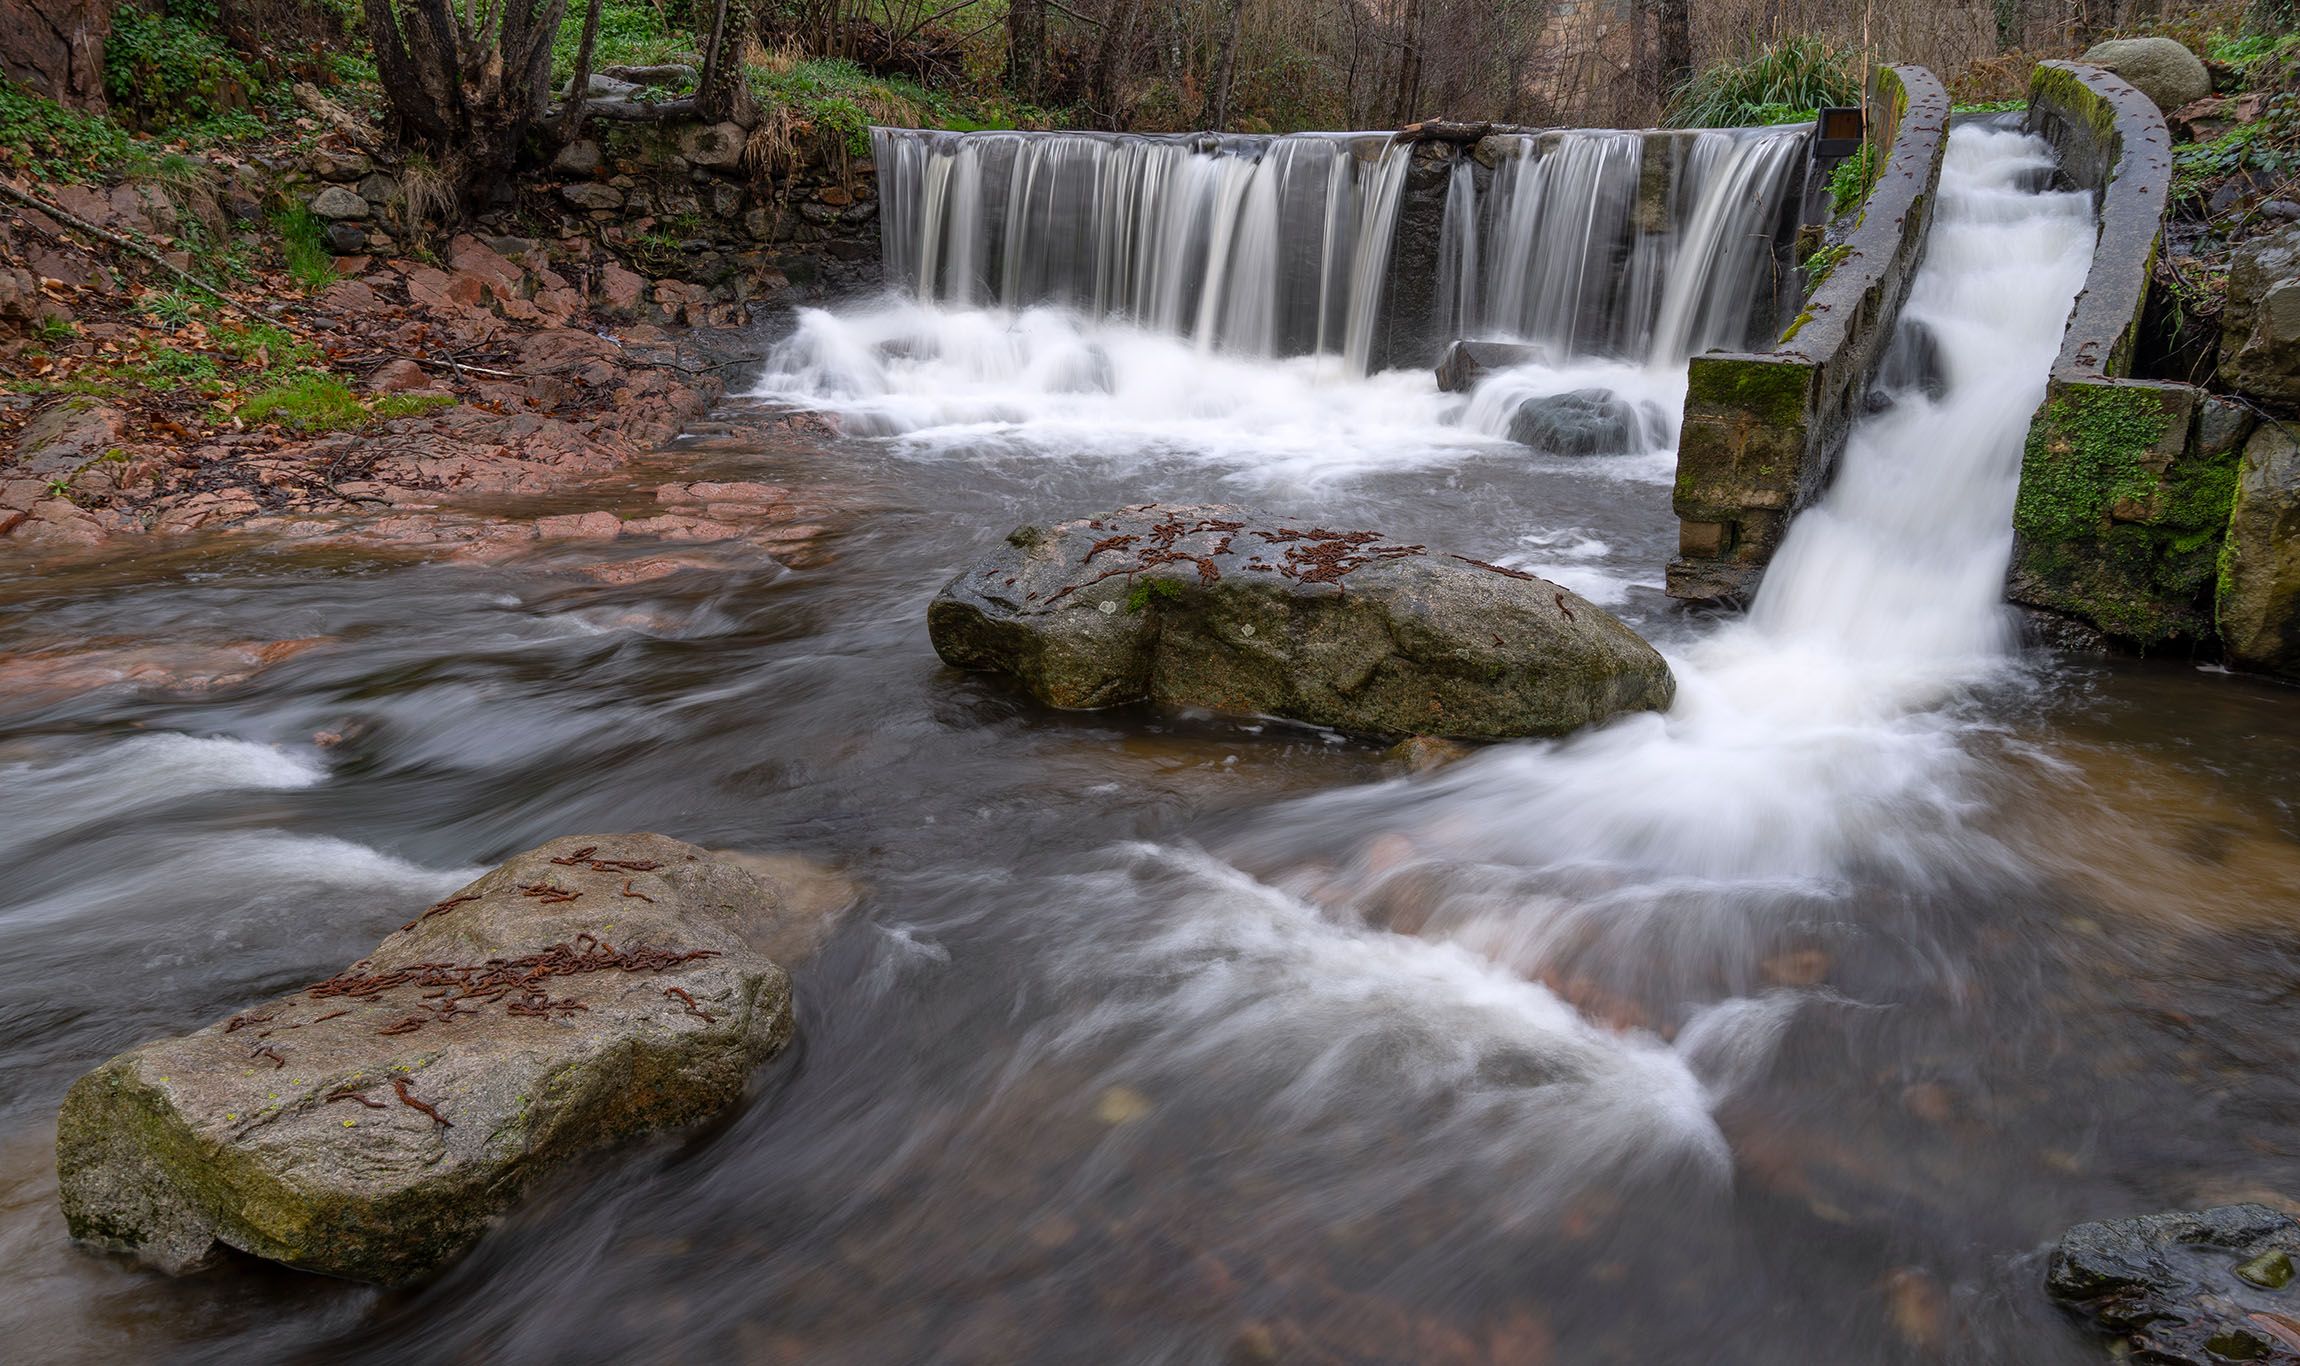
[2005,61,2235,649]
[1666,64,1952,605]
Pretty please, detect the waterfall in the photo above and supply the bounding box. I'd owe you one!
[1435,126,1806,363]
[870,128,1414,372]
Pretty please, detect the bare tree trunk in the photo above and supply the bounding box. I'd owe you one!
[362,0,569,204]
[1006,0,1046,101]
[1204,0,1244,129]
[1091,0,1145,127]
[1631,0,1652,112]
[559,0,607,141]
[1656,0,1690,100]
[696,0,759,126]
[1391,0,1424,125]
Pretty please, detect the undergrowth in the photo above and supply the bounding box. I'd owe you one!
[1665,37,1863,130]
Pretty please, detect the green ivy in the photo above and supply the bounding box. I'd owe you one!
[1826,144,1878,217]
[104,2,262,131]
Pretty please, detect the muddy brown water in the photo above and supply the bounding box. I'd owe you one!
[0,381,2296,1364]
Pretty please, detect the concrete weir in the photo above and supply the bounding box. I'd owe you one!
[2004,62,2238,648]
[1666,64,1951,605]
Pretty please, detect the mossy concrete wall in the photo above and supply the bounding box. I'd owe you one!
[2007,62,2234,649]
[1668,64,1951,604]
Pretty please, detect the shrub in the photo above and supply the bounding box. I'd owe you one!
[105,2,263,131]
[1666,37,1864,130]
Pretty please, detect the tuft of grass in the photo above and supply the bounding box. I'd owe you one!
[144,288,214,328]
[1666,37,1864,130]
[275,206,342,291]
[371,393,456,420]
[240,372,367,431]
[34,315,78,344]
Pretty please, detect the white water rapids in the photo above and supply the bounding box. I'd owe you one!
[755,124,2096,1210]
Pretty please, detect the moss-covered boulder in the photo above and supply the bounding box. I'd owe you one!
[927,504,1675,740]
[56,834,796,1285]
[2219,423,2300,680]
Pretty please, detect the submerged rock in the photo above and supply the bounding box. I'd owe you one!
[927,504,1675,740]
[2048,1204,2300,1364]
[1504,388,1654,455]
[56,834,795,1285]
[1435,338,1547,393]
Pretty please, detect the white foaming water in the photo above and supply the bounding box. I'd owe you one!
[0,733,324,857]
[755,298,1505,484]
[1081,126,2094,1193]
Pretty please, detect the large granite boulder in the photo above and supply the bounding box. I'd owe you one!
[2049,1204,2300,1364]
[2220,422,2300,680]
[57,834,797,1285]
[2223,224,2300,405]
[2081,38,2212,116]
[927,504,1675,740]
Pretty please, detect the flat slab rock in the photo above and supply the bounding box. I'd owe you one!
[2048,1203,2300,1363]
[57,834,796,1285]
[928,504,1675,740]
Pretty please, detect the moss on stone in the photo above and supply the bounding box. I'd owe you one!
[2012,381,2237,646]
[1685,356,1812,429]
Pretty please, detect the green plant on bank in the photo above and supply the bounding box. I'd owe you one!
[1826,143,1878,217]
[34,315,78,344]
[104,1,266,132]
[1951,100,2027,115]
[275,206,342,290]
[0,78,136,180]
[144,288,213,328]
[140,346,223,387]
[1799,241,1850,284]
[237,372,455,432]
[216,321,319,369]
[2173,91,2299,204]
[1665,36,1864,130]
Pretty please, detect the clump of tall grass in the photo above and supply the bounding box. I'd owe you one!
[1665,37,1865,129]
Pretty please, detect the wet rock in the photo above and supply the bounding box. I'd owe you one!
[1434,338,1545,393]
[928,504,1675,741]
[2049,1204,2300,1364]
[1865,317,1948,412]
[1386,735,1474,773]
[309,185,369,221]
[2082,37,2212,115]
[2223,224,2300,405]
[323,220,367,254]
[1504,388,1652,455]
[55,833,796,1285]
[2219,422,2300,680]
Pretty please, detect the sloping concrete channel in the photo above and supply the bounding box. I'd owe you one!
[2003,61,2248,650]
[1666,64,1952,604]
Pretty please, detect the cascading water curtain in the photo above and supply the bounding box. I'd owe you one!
[1432,125,1808,365]
[869,128,1416,374]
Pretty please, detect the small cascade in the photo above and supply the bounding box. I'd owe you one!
[1434,126,1807,363]
[871,128,1414,371]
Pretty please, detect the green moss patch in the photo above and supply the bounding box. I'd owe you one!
[1686,356,1813,428]
[2012,380,2236,647]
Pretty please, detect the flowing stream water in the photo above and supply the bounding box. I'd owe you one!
[2,125,2299,1364]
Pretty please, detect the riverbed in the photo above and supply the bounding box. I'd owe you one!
[2,128,2298,1364]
